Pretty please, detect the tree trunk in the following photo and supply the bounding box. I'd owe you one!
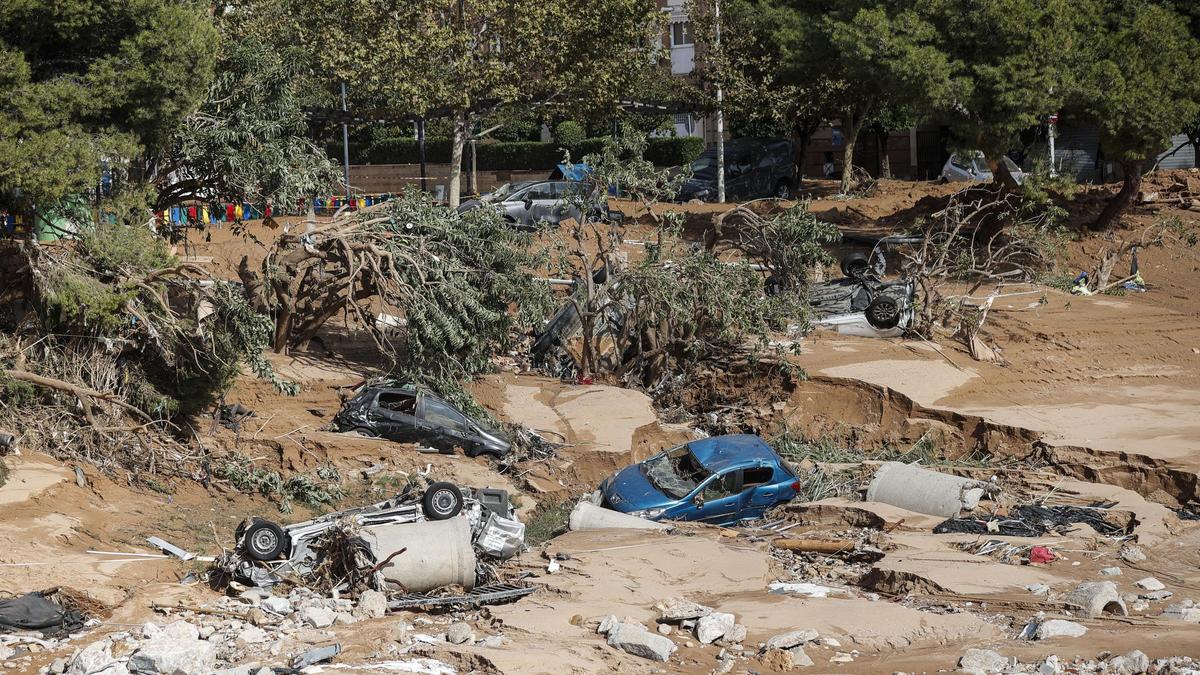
[986,157,1021,192]
[447,109,468,209]
[1093,160,1143,231]
[878,128,891,179]
[839,105,869,194]
[794,117,819,186]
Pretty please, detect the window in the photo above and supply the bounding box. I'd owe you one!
[742,467,774,489]
[423,398,469,431]
[701,472,738,501]
[671,21,692,47]
[522,183,556,200]
[376,391,416,415]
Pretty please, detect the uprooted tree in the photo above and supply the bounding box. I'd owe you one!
[0,225,287,475]
[240,191,553,391]
[539,130,839,389]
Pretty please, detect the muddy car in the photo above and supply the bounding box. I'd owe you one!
[807,249,915,337]
[334,384,510,459]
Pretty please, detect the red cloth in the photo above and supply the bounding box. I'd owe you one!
[225,204,235,221]
[187,205,197,221]
[1029,546,1056,564]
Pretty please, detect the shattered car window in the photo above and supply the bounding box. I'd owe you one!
[424,398,469,431]
[642,444,712,499]
[377,391,416,414]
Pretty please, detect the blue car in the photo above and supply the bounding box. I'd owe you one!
[595,435,801,526]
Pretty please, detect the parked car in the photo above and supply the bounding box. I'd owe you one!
[333,383,511,459]
[940,152,1025,184]
[456,179,620,229]
[593,434,801,526]
[676,138,797,202]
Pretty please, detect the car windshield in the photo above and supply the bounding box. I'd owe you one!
[641,444,711,499]
[483,182,530,203]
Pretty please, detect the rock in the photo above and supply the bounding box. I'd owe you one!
[260,597,292,615]
[1099,567,1122,576]
[140,623,162,639]
[764,629,819,651]
[790,646,814,667]
[355,590,388,619]
[128,637,218,675]
[546,559,560,573]
[446,622,474,645]
[1135,577,1165,592]
[606,622,676,662]
[334,612,357,625]
[695,612,735,644]
[1107,650,1150,675]
[723,623,747,644]
[295,629,334,644]
[1061,581,1127,618]
[759,648,794,671]
[597,614,619,635]
[959,648,1009,674]
[1026,583,1050,596]
[1162,600,1200,623]
[1036,654,1060,675]
[1035,619,1087,640]
[161,621,200,641]
[830,652,855,663]
[1120,545,1146,563]
[237,626,269,644]
[1141,590,1173,601]
[657,624,672,636]
[68,641,118,675]
[50,657,68,674]
[655,597,713,622]
[300,606,335,629]
[479,635,505,648]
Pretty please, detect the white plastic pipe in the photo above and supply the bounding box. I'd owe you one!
[865,462,988,518]
[366,517,477,591]
[569,502,671,532]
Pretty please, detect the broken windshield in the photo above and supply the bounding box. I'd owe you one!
[641,444,711,499]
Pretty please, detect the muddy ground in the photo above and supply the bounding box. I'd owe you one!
[2,175,1200,674]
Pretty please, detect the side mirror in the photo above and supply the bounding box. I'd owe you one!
[693,494,705,507]
[522,198,533,210]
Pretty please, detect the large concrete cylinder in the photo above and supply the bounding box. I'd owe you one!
[365,517,476,592]
[568,502,672,531]
[865,462,988,517]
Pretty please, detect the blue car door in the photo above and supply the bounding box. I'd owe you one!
[691,471,742,524]
[740,466,784,518]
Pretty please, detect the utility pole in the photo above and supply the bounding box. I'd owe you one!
[417,118,428,193]
[1048,112,1058,178]
[339,81,352,203]
[715,0,725,203]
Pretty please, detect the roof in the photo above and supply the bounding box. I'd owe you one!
[687,434,778,473]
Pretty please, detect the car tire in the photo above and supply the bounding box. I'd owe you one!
[422,482,464,520]
[865,296,902,329]
[242,519,287,561]
[775,180,792,200]
[840,252,870,279]
[350,427,377,438]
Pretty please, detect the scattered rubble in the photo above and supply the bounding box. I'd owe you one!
[959,648,1011,674]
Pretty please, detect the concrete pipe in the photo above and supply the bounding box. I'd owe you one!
[865,462,988,518]
[568,502,671,532]
[365,516,476,592]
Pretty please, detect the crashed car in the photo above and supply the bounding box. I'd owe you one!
[593,434,801,526]
[234,482,524,572]
[940,152,1025,185]
[456,179,621,229]
[334,383,510,459]
[807,249,915,337]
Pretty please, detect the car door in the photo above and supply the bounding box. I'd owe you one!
[739,465,784,518]
[520,182,561,227]
[418,395,475,454]
[689,470,743,524]
[726,152,755,200]
[369,390,422,443]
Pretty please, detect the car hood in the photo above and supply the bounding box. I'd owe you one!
[456,199,483,214]
[600,463,676,513]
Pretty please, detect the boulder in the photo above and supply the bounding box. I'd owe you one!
[723,623,747,644]
[236,626,269,644]
[695,612,735,644]
[1135,577,1165,592]
[655,597,712,622]
[1107,650,1150,675]
[446,622,474,645]
[789,646,814,667]
[1061,581,1127,618]
[1099,567,1122,576]
[1119,545,1146,563]
[1037,654,1060,675]
[68,641,119,675]
[161,622,200,641]
[764,629,819,651]
[355,590,388,619]
[657,624,672,636]
[606,622,676,662]
[260,597,292,615]
[300,606,335,629]
[1035,619,1087,640]
[597,614,619,635]
[128,637,218,674]
[958,648,1009,674]
[1141,590,1173,601]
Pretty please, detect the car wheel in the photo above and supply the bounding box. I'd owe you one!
[242,519,287,561]
[840,252,870,279]
[865,296,902,329]
[422,482,464,520]
[775,181,792,200]
[350,427,377,438]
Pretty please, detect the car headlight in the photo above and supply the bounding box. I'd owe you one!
[628,508,665,520]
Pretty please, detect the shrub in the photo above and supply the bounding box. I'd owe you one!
[79,222,176,277]
[553,120,586,148]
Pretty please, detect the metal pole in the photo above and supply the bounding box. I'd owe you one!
[1048,118,1058,178]
[469,138,478,196]
[340,81,351,201]
[417,118,428,193]
[715,0,725,203]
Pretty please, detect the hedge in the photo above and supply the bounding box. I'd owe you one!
[333,135,707,170]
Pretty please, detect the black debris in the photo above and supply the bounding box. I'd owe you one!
[0,591,86,636]
[933,503,1131,537]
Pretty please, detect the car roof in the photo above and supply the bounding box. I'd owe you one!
[687,434,779,473]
